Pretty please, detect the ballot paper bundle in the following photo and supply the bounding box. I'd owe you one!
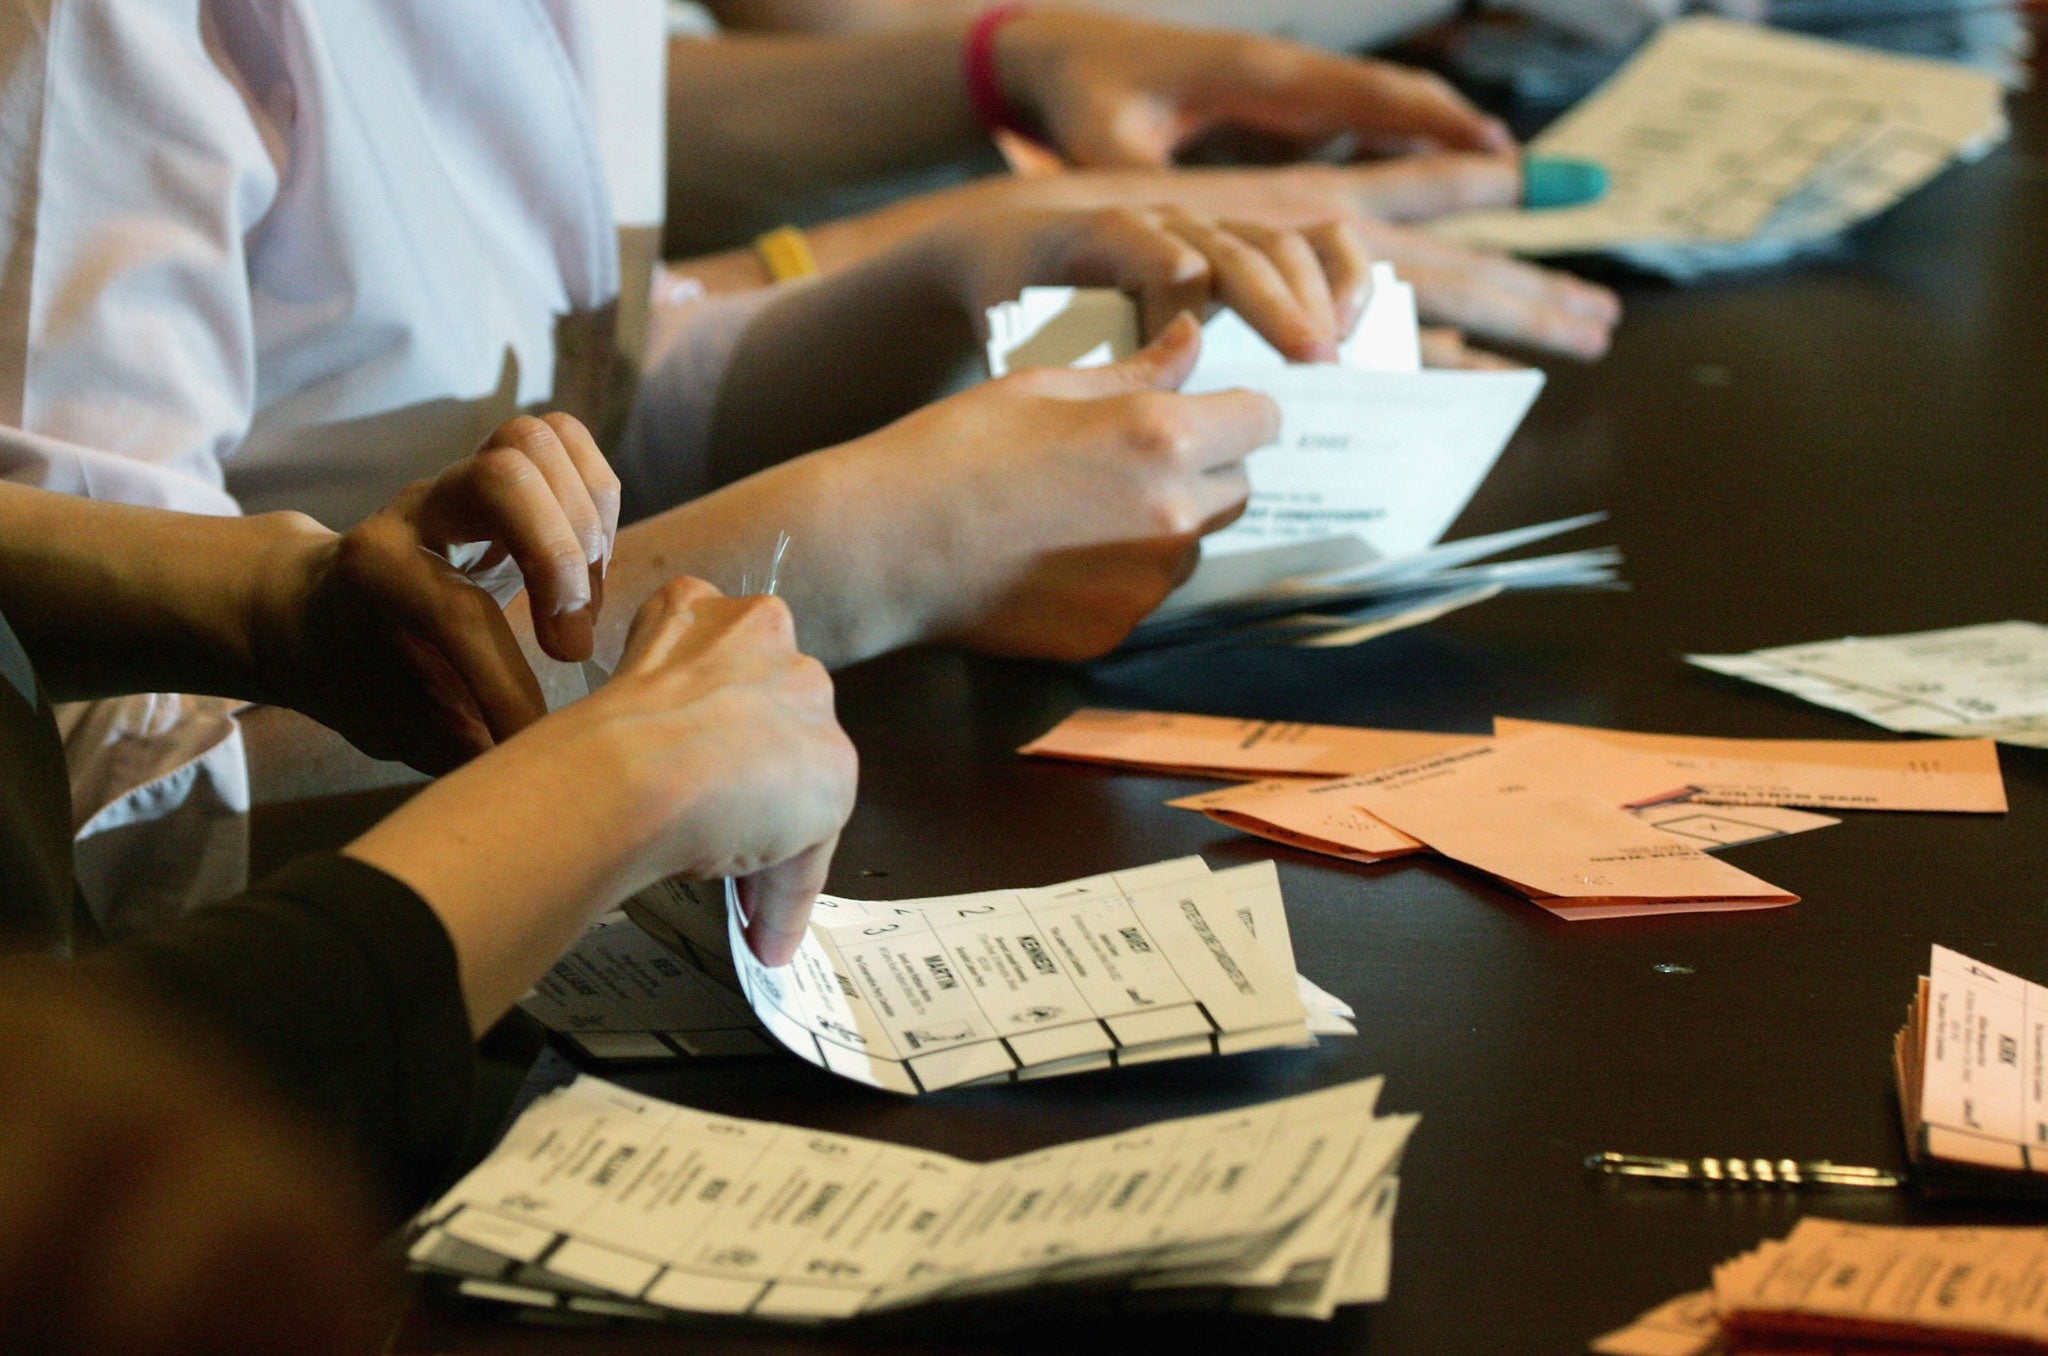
[985,265,1620,649]
[1692,621,2048,750]
[1438,18,2009,280]
[1592,1219,2048,1356]
[410,1074,1416,1324]
[524,858,1358,1090]
[1894,946,2048,1200]
[1023,708,2007,921]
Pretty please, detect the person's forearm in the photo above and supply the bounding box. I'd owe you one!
[709,0,1458,51]
[703,233,982,484]
[664,25,988,255]
[0,483,304,703]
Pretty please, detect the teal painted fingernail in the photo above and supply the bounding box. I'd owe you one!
[1524,157,1609,210]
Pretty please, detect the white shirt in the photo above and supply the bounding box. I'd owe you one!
[0,0,767,930]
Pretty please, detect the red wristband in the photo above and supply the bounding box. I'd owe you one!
[964,3,1031,138]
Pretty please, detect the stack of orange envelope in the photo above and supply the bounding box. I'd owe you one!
[1021,710,2006,921]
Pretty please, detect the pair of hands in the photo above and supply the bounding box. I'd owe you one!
[974,10,1619,361]
[245,416,851,969]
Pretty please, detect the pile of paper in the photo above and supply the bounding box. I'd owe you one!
[410,1073,1416,1324]
[1024,708,2006,920]
[1894,945,2048,1199]
[985,265,1619,648]
[1692,621,2048,749]
[1437,18,2009,280]
[1593,1219,2048,1356]
[524,858,1356,1086]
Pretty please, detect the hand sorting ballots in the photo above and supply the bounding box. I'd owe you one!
[243,413,621,774]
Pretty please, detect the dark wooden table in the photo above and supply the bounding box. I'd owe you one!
[386,69,2048,1356]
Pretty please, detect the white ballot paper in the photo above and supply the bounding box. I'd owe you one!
[1690,622,2048,749]
[409,1073,1418,1323]
[524,859,1355,1086]
[985,271,1607,648]
[1901,945,2048,1175]
[1436,18,2007,280]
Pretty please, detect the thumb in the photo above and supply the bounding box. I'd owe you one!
[1038,311,1202,399]
[1348,153,1523,223]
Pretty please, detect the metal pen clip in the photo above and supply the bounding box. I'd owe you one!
[1587,1153,1905,1189]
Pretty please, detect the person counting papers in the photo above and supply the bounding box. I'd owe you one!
[986,266,1618,647]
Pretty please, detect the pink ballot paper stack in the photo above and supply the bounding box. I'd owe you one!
[1593,1219,2048,1356]
[1024,708,2006,921]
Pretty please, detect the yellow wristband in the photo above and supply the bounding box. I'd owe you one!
[754,225,819,283]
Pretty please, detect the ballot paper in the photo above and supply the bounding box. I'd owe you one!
[1180,731,1801,920]
[985,272,1615,647]
[1438,18,2007,280]
[1493,717,2008,813]
[1019,707,1479,781]
[1893,945,2048,1197]
[524,859,1353,1085]
[409,1074,1418,1323]
[1594,1219,2048,1355]
[1690,622,2048,749]
[1170,769,1839,866]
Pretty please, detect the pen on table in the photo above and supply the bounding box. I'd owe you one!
[1587,1152,1905,1189]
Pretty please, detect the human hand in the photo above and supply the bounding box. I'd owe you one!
[977,157,1621,360]
[589,582,857,965]
[937,202,1375,363]
[992,9,1513,169]
[0,960,385,1356]
[823,313,1273,660]
[248,413,621,773]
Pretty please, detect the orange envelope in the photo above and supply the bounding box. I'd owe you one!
[1167,778,1430,863]
[1020,707,1478,780]
[1340,733,1797,913]
[1494,717,2007,813]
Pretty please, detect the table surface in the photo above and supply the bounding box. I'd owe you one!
[384,64,2048,1356]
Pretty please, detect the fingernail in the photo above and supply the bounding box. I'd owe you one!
[555,571,592,617]
[1483,118,1515,152]
[1524,157,1609,210]
[581,529,606,567]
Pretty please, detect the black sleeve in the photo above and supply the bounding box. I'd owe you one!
[84,853,476,1219]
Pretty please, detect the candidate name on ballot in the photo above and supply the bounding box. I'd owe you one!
[523,859,1355,1084]
[985,268,1617,646]
[1895,945,2048,1195]
[1692,621,2048,749]
[1437,17,2007,280]
[410,1074,1417,1323]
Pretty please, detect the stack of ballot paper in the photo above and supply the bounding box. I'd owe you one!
[410,1074,1417,1324]
[985,264,1620,649]
[524,858,1357,1087]
[1593,1219,2048,1356]
[1437,18,2009,280]
[1894,945,2048,1199]
[1692,621,2048,749]
[1023,708,2006,921]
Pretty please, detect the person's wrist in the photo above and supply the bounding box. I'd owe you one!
[227,511,334,708]
[970,4,1041,140]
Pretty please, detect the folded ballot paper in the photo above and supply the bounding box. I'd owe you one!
[410,1073,1416,1324]
[1593,1219,2048,1356]
[1437,18,2008,281]
[1022,707,2005,920]
[523,858,1358,1089]
[1692,621,2048,750]
[1894,945,2048,1200]
[985,265,1619,649]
